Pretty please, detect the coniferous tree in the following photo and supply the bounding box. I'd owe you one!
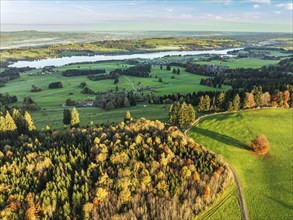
[63,108,71,125]
[70,108,80,128]
[0,116,5,131]
[124,111,132,124]
[169,102,180,125]
[12,108,26,133]
[243,92,256,109]
[232,94,240,111]
[5,111,17,131]
[227,101,234,112]
[198,95,210,112]
[282,90,290,108]
[276,91,283,107]
[215,92,225,111]
[24,111,36,132]
[252,86,262,108]
[178,102,189,128]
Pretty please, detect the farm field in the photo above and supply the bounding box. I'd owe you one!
[188,108,293,220]
[195,57,281,69]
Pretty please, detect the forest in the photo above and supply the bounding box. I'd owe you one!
[0,109,232,219]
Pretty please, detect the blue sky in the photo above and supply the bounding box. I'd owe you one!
[1,0,292,32]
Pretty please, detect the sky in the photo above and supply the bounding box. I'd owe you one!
[1,0,292,32]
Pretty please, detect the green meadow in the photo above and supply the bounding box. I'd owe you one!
[188,109,293,220]
[1,62,228,129]
[195,57,280,69]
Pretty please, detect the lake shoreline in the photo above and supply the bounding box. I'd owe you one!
[9,47,243,68]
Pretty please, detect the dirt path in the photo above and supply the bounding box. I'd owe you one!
[123,75,137,92]
[184,111,249,220]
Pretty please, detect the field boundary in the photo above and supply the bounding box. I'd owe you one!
[185,109,253,220]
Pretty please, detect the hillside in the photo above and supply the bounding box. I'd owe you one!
[188,108,293,219]
[0,118,232,219]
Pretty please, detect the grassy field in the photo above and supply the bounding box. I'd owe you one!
[188,109,293,220]
[29,104,169,130]
[195,57,280,69]
[1,61,228,129]
[2,63,227,107]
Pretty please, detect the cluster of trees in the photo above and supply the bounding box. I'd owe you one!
[169,102,196,128]
[0,109,36,136]
[31,85,41,92]
[0,118,232,219]
[88,72,119,81]
[88,64,151,81]
[95,92,136,110]
[48,82,63,89]
[0,67,33,87]
[199,58,293,91]
[62,69,105,77]
[63,108,80,128]
[0,93,17,106]
[22,97,40,111]
[197,86,292,112]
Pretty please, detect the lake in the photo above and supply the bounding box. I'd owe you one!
[9,48,242,68]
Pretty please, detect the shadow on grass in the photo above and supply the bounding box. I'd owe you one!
[191,127,251,151]
[265,195,293,210]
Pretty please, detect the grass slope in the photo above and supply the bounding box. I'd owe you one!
[188,109,293,220]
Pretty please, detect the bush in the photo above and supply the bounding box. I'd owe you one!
[251,134,270,155]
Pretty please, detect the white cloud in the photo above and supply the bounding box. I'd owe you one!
[205,13,223,20]
[253,4,260,9]
[165,8,173,13]
[276,3,293,10]
[243,0,271,5]
[274,11,281,14]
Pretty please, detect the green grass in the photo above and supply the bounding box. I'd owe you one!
[195,182,241,220]
[30,104,169,130]
[1,61,228,130]
[188,109,293,220]
[195,58,281,69]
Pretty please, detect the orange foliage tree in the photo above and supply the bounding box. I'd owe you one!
[251,134,270,155]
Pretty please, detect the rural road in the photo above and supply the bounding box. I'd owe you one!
[123,75,137,92]
[184,111,249,220]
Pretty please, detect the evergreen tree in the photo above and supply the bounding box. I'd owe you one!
[252,86,262,107]
[215,92,225,111]
[124,111,133,124]
[172,68,176,74]
[12,108,26,133]
[282,90,290,108]
[178,102,189,128]
[227,101,234,112]
[5,111,17,131]
[0,116,5,131]
[70,108,80,128]
[24,111,36,131]
[169,102,180,125]
[166,65,171,71]
[243,92,256,109]
[63,109,71,125]
[232,94,240,111]
[198,95,210,112]
[187,104,196,124]
[177,68,180,75]
[276,91,283,107]
[198,96,205,112]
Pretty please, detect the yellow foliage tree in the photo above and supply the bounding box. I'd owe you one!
[70,107,80,128]
[4,112,17,131]
[24,111,36,131]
